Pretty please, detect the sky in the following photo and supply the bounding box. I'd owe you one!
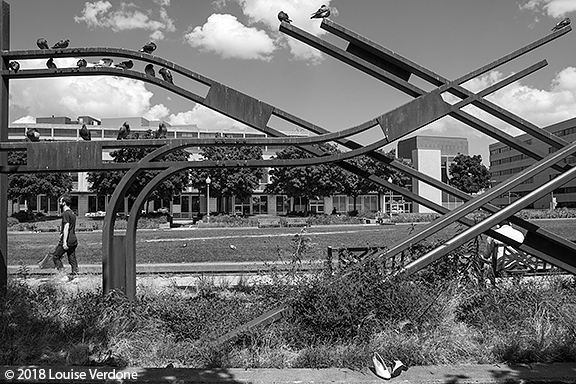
[6,0,576,165]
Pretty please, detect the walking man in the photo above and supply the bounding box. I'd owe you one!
[53,195,79,281]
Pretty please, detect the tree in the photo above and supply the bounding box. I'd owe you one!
[339,150,411,211]
[188,145,264,213]
[265,144,345,211]
[7,151,73,210]
[448,154,490,194]
[87,130,190,209]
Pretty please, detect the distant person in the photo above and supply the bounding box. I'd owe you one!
[481,220,525,279]
[53,195,79,281]
[331,207,337,215]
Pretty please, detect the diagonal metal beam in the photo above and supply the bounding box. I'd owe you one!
[401,164,576,276]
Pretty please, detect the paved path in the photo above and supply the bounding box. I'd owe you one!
[1,362,575,383]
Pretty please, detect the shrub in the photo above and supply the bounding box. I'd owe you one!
[6,217,19,227]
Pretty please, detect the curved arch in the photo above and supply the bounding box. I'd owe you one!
[124,165,190,298]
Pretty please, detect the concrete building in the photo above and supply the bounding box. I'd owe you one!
[397,136,469,213]
[9,116,395,219]
[488,117,576,209]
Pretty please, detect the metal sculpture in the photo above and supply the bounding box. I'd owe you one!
[0,0,574,311]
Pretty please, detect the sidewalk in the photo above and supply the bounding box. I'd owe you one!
[1,362,575,383]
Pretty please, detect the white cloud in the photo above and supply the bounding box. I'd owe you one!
[184,14,276,61]
[143,104,171,121]
[75,0,176,39]
[167,104,250,131]
[10,59,156,120]
[520,0,576,18]
[12,115,36,124]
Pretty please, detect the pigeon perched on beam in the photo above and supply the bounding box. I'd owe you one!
[8,61,19,73]
[144,64,155,77]
[155,122,168,139]
[117,122,131,140]
[46,58,57,69]
[115,60,134,70]
[551,17,570,32]
[51,39,70,49]
[36,38,49,50]
[94,58,113,67]
[139,41,157,54]
[310,4,330,19]
[79,124,91,141]
[278,11,292,23]
[159,68,173,84]
[76,58,87,68]
[26,128,40,142]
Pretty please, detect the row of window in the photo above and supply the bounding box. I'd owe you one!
[490,166,529,177]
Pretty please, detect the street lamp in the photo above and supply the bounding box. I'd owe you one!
[206,176,211,223]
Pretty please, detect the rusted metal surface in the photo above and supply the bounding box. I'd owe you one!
[26,142,102,170]
[0,0,8,296]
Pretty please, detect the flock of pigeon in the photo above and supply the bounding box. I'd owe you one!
[278,4,330,23]
[25,120,168,142]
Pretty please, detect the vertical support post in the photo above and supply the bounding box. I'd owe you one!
[0,1,9,297]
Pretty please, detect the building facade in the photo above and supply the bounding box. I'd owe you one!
[9,116,401,218]
[488,117,576,209]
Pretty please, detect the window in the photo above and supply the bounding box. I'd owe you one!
[332,195,347,212]
[234,196,251,215]
[252,196,268,214]
[276,196,288,214]
[310,199,324,213]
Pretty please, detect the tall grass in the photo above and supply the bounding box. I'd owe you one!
[2,238,576,368]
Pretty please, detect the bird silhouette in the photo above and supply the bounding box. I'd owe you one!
[79,124,91,141]
[310,4,330,19]
[26,128,41,142]
[36,38,49,50]
[76,58,87,68]
[144,64,155,77]
[139,41,157,54]
[115,60,133,70]
[155,122,168,139]
[8,61,20,73]
[551,17,570,32]
[159,68,173,84]
[117,121,131,140]
[46,58,57,69]
[278,11,292,23]
[51,39,70,49]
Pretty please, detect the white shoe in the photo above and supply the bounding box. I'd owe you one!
[372,352,391,380]
[391,360,408,377]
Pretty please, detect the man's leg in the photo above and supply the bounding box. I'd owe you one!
[52,244,66,272]
[66,245,79,275]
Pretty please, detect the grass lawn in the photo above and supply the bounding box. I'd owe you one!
[8,219,576,266]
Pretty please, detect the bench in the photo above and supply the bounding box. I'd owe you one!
[257,217,281,228]
[284,217,309,227]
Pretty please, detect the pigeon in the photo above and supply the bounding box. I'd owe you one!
[79,124,91,141]
[26,128,41,142]
[115,60,134,70]
[390,360,408,378]
[310,4,330,19]
[139,41,157,54]
[117,121,131,140]
[51,39,70,49]
[144,63,155,77]
[159,67,173,84]
[278,11,292,23]
[8,61,19,73]
[551,17,570,32]
[46,58,57,69]
[36,38,49,50]
[229,244,237,250]
[76,58,87,68]
[155,122,168,139]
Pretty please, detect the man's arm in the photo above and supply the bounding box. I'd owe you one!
[62,222,70,250]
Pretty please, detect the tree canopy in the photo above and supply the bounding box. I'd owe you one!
[8,151,73,208]
[87,130,190,203]
[188,145,264,212]
[265,144,345,202]
[448,154,490,194]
